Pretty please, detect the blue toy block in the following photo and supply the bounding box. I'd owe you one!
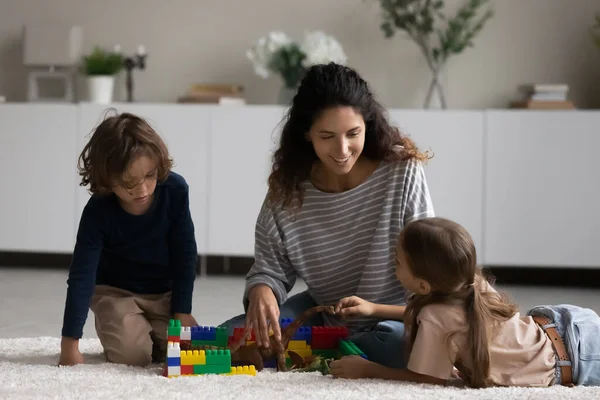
[202,327,217,341]
[279,319,312,342]
[293,326,312,342]
[191,326,202,340]
[191,326,218,341]
[263,359,277,369]
[280,318,293,329]
[167,357,180,367]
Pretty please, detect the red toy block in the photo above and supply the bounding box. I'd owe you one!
[228,337,238,347]
[312,326,349,349]
[232,327,255,342]
[168,335,180,343]
[181,365,194,375]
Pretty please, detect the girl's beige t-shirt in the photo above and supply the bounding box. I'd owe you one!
[406,284,557,387]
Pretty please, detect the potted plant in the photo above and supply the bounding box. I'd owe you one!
[82,46,123,104]
[375,0,494,108]
[246,31,347,104]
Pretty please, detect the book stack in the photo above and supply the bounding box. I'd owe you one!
[177,83,246,105]
[510,84,575,109]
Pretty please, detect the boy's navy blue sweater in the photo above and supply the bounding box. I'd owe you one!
[61,172,198,339]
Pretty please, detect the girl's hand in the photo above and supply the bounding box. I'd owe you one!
[334,296,376,319]
[246,285,281,348]
[330,356,372,379]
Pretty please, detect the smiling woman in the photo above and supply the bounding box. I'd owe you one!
[307,107,375,193]
[220,62,435,371]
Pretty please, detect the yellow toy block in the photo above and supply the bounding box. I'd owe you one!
[288,340,307,350]
[286,344,312,359]
[227,365,257,376]
[180,350,206,366]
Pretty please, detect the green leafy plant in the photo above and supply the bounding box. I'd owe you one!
[376,0,494,108]
[269,43,307,89]
[591,13,600,49]
[82,46,124,76]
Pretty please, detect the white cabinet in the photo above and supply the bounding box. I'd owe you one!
[483,111,600,268]
[207,105,287,256]
[0,104,77,252]
[76,103,211,253]
[389,110,485,260]
[1,104,599,269]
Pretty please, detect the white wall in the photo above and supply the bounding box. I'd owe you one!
[1,0,600,108]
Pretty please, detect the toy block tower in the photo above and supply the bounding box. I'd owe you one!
[164,319,256,378]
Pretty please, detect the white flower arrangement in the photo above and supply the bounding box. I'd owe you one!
[246,30,347,89]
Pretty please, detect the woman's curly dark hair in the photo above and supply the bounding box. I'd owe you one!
[267,62,431,210]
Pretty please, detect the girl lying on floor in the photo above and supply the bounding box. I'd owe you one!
[330,217,600,388]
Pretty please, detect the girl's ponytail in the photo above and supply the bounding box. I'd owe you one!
[462,281,491,388]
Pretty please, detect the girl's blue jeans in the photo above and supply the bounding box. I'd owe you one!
[527,304,600,386]
[220,290,407,369]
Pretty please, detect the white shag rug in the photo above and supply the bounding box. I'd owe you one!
[1,337,599,400]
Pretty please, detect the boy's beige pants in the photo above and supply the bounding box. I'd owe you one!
[90,285,172,367]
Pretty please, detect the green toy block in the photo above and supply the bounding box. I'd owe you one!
[205,349,231,366]
[339,340,367,359]
[193,364,231,375]
[313,349,340,359]
[167,319,181,336]
[191,340,220,347]
[215,327,228,347]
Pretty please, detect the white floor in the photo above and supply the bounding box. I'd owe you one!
[1,267,599,339]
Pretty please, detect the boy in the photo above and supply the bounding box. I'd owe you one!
[58,112,198,367]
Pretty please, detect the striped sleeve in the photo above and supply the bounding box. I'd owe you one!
[243,201,297,310]
[404,159,435,224]
[404,160,435,225]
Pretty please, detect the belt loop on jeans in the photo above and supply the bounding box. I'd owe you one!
[532,315,574,387]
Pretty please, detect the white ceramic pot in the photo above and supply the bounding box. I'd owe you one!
[87,75,115,104]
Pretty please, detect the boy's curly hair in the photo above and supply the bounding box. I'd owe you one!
[78,110,173,195]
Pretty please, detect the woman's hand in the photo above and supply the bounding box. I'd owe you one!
[334,296,376,319]
[246,284,281,347]
[330,356,372,379]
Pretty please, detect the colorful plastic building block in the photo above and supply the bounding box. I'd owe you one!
[228,365,257,376]
[339,339,368,359]
[280,319,312,342]
[168,319,228,348]
[164,320,255,378]
[311,326,348,349]
[165,342,255,378]
[164,317,367,377]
